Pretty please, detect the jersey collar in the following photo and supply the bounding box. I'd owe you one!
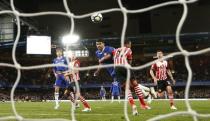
[98,46,106,54]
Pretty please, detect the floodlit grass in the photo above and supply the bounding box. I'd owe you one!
[0,100,210,121]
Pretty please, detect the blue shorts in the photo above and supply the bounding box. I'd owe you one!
[106,67,116,78]
[112,91,120,96]
[100,93,105,97]
[54,74,69,88]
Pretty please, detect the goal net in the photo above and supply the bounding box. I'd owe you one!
[0,0,210,121]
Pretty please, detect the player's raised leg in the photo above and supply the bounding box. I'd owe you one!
[79,95,91,112]
[139,84,151,104]
[132,80,151,110]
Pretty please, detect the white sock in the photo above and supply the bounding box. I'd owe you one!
[111,96,114,102]
[54,92,59,106]
[139,84,150,92]
[141,88,149,97]
[150,87,157,98]
[139,84,150,97]
[118,96,120,102]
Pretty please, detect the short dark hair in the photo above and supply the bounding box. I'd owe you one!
[124,40,131,45]
[96,39,105,43]
[157,50,163,53]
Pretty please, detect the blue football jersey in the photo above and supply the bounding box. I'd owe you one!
[95,46,115,64]
[100,88,106,96]
[110,81,121,93]
[53,56,68,73]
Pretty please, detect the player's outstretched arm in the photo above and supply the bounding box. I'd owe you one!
[167,69,176,85]
[52,67,58,78]
[99,54,112,63]
[150,68,158,85]
[94,64,101,76]
[63,71,72,76]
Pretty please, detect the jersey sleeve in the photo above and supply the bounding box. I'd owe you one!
[109,47,115,54]
[127,48,132,60]
[74,60,80,68]
[95,51,99,58]
[151,63,157,71]
[112,49,116,57]
[105,46,115,55]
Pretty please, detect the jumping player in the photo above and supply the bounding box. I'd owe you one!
[94,39,115,79]
[113,40,151,116]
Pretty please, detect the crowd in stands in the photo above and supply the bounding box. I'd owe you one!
[0,67,52,86]
[0,55,210,101]
[1,86,210,102]
[173,56,210,82]
[0,56,210,86]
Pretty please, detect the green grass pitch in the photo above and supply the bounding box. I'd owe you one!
[0,100,210,121]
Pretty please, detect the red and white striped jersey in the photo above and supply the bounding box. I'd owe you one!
[151,60,169,80]
[113,47,132,65]
[69,59,80,81]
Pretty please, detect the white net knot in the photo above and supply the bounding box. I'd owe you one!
[121,7,127,13]
[13,10,20,16]
[15,63,21,69]
[68,12,74,17]
[182,50,189,56]
[125,64,131,69]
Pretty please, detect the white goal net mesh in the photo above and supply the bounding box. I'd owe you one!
[0,0,210,121]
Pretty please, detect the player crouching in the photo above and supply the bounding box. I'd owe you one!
[138,84,157,104]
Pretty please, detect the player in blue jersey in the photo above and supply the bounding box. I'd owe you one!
[94,39,115,79]
[52,48,69,109]
[99,86,106,100]
[110,80,121,103]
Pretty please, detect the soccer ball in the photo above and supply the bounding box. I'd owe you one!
[91,13,103,23]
